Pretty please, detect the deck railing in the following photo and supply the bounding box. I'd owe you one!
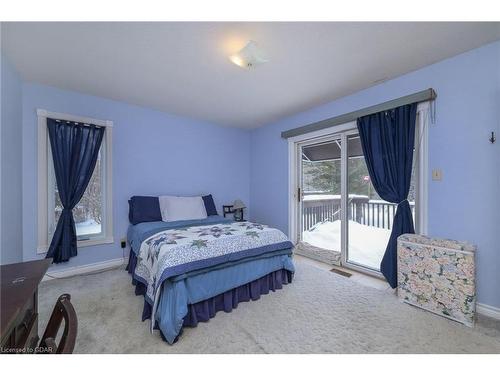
[302,193,415,233]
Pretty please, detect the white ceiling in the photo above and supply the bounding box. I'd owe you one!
[2,22,500,128]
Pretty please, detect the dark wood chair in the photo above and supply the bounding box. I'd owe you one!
[38,294,77,354]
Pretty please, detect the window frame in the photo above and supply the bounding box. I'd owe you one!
[37,109,113,254]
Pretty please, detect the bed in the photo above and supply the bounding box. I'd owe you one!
[126,196,294,344]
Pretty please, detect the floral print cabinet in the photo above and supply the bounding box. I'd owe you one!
[397,234,476,327]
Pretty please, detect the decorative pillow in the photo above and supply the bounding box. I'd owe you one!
[128,196,162,225]
[159,196,208,222]
[202,194,218,216]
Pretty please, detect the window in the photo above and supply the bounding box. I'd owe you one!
[48,138,107,241]
[37,110,113,253]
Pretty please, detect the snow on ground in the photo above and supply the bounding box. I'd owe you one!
[76,219,101,236]
[302,220,390,270]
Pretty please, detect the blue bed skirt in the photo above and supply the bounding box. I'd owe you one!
[126,251,293,342]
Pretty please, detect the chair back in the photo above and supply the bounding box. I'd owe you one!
[39,293,77,354]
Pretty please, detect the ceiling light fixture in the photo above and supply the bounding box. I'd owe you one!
[229,41,268,69]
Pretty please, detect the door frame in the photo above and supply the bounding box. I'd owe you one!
[296,133,345,245]
[288,102,429,275]
[288,121,357,246]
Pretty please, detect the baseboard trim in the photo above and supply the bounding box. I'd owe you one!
[42,257,127,282]
[477,303,500,320]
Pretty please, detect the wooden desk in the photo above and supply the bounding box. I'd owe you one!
[1,259,51,353]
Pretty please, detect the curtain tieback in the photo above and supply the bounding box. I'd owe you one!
[397,199,409,206]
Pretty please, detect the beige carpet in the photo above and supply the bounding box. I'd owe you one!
[38,257,500,353]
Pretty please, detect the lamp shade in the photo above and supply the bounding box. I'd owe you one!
[232,199,246,210]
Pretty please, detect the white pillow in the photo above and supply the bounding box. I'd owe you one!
[159,195,207,222]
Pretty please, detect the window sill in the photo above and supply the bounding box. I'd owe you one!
[37,236,114,254]
[78,236,114,248]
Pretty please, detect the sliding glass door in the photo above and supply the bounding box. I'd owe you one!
[297,129,417,274]
[299,138,343,264]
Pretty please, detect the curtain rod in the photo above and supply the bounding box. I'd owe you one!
[50,118,106,129]
[36,109,113,128]
[281,88,437,139]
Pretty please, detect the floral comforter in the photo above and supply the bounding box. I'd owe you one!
[133,221,293,319]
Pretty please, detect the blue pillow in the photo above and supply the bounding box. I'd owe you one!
[128,196,162,225]
[202,194,218,216]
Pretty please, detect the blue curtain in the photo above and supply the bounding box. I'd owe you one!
[356,104,417,288]
[46,118,105,263]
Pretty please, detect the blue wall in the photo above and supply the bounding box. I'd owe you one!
[1,53,23,265]
[249,41,500,308]
[21,83,251,271]
[4,39,499,309]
